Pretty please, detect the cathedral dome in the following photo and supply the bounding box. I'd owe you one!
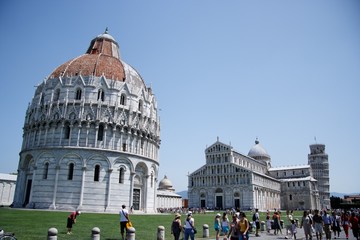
[158,175,174,190]
[248,139,271,160]
[49,29,126,81]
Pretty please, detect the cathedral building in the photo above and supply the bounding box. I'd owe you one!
[13,30,161,213]
[188,138,330,211]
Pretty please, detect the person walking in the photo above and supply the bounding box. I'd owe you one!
[300,210,313,240]
[253,208,260,237]
[342,211,350,239]
[171,213,182,240]
[266,210,271,233]
[214,213,221,240]
[119,204,129,240]
[312,209,323,240]
[273,211,282,235]
[227,214,239,240]
[349,211,359,240]
[66,210,81,235]
[322,210,332,240]
[184,211,195,240]
[285,210,294,239]
[221,212,230,237]
[331,211,341,239]
[238,212,250,240]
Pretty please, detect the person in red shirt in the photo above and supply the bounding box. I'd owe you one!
[342,211,350,239]
[349,212,359,240]
[67,210,81,234]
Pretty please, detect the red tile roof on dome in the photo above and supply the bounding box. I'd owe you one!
[49,31,125,81]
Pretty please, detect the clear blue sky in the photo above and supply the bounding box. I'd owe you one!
[1,0,359,194]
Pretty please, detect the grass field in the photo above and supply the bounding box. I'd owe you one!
[0,208,303,239]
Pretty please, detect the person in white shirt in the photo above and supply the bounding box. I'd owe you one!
[119,205,129,240]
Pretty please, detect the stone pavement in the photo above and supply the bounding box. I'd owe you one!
[203,228,358,240]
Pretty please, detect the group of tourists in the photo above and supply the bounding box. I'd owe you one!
[300,209,359,240]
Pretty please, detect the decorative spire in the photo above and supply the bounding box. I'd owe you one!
[255,137,259,144]
[104,27,109,34]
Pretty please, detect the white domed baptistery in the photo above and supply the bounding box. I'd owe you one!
[13,30,161,213]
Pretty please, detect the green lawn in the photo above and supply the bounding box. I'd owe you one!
[0,208,303,239]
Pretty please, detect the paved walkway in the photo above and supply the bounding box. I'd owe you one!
[202,228,358,240]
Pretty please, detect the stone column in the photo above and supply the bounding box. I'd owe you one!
[106,168,113,210]
[78,166,86,208]
[50,165,60,209]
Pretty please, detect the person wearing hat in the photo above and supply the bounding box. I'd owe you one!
[171,213,182,240]
[214,213,222,240]
[66,210,81,234]
[184,211,195,240]
[119,204,129,240]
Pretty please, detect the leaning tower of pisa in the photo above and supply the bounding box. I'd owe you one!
[308,143,330,209]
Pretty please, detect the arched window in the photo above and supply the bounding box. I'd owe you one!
[289,194,293,200]
[120,94,126,105]
[43,162,49,179]
[97,89,105,102]
[94,165,100,181]
[97,124,104,141]
[64,124,71,139]
[75,88,82,100]
[119,168,125,184]
[68,163,74,180]
[54,89,60,101]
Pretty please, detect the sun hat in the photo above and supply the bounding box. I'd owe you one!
[175,213,181,218]
[187,211,192,216]
[216,213,221,217]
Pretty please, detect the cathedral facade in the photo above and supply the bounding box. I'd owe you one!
[13,31,161,213]
[188,139,330,211]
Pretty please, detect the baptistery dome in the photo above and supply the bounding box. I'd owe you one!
[13,30,161,213]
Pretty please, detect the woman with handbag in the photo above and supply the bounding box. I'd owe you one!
[184,211,195,240]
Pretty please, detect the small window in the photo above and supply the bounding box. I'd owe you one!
[43,162,49,179]
[98,124,104,141]
[68,163,74,180]
[97,89,105,102]
[75,88,82,100]
[119,168,125,184]
[122,143,127,152]
[94,165,100,182]
[64,124,71,139]
[120,94,126,105]
[54,89,60,101]
[289,194,292,200]
[138,100,143,111]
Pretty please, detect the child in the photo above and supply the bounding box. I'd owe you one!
[291,219,297,239]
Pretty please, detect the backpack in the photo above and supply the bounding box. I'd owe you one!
[252,213,256,221]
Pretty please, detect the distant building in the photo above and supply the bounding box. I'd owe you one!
[0,173,17,206]
[188,138,329,211]
[157,175,182,210]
